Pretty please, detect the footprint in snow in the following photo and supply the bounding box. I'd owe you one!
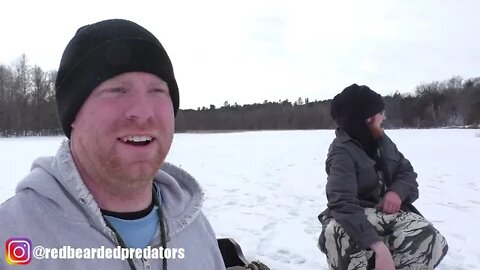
[449,232,467,241]
[256,195,267,203]
[225,200,237,206]
[437,202,471,212]
[426,184,440,191]
[304,226,319,236]
[288,209,300,217]
[262,222,276,231]
[468,200,480,205]
[268,249,306,264]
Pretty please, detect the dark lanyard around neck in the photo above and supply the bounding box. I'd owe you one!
[103,186,168,270]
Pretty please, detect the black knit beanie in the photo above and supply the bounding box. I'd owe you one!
[330,84,384,129]
[55,19,179,138]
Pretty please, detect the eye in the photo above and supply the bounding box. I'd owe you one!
[149,87,169,94]
[110,87,127,93]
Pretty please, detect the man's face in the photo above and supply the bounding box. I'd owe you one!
[370,110,386,128]
[70,72,175,192]
[367,111,386,138]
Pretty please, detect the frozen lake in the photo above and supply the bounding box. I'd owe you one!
[1,129,479,269]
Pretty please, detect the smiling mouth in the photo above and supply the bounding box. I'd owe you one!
[119,135,155,146]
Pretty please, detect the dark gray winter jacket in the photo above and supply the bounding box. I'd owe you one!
[319,128,419,249]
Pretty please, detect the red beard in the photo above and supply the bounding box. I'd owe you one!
[368,124,384,139]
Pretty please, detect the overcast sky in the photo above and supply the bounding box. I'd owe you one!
[1,0,479,109]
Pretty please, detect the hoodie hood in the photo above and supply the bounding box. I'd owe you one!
[15,139,204,240]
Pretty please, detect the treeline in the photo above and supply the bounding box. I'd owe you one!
[1,56,479,136]
[175,76,480,131]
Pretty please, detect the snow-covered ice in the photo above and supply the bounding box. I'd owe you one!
[1,129,479,269]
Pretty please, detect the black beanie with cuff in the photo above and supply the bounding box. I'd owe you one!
[55,19,179,138]
[330,84,385,130]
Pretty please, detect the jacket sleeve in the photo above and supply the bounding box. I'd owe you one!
[383,137,419,204]
[325,145,381,249]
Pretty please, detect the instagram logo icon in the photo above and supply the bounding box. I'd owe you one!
[5,237,32,265]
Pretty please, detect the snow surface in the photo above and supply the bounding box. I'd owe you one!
[0,129,479,269]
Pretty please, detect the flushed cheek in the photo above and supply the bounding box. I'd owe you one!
[155,107,175,130]
[159,120,175,144]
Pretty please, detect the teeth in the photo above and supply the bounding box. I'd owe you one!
[121,135,153,143]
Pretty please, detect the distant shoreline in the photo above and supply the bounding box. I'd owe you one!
[1,126,479,138]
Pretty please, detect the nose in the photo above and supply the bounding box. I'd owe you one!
[124,93,155,123]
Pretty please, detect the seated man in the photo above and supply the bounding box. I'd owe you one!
[318,84,448,270]
[0,19,225,269]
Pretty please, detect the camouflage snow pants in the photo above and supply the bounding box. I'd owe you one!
[318,208,448,270]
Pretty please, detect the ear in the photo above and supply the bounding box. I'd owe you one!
[366,117,372,124]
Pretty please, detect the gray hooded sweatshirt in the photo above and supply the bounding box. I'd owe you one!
[0,140,226,270]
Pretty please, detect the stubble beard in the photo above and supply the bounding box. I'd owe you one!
[102,155,160,195]
[75,137,167,198]
[97,143,168,196]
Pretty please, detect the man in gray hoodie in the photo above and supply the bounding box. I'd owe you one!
[0,19,225,269]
